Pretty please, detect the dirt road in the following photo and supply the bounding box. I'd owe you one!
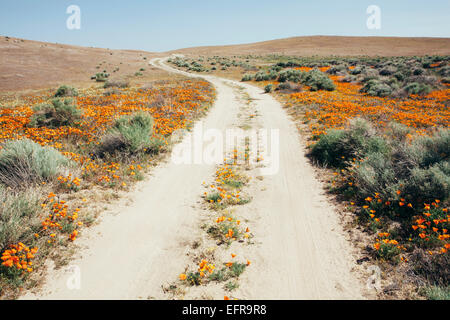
[21,58,365,300]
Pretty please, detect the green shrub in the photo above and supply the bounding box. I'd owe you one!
[326,64,348,75]
[360,79,393,97]
[379,65,397,76]
[302,69,336,91]
[404,162,450,202]
[277,69,303,83]
[352,152,399,200]
[438,66,450,77]
[96,112,162,156]
[403,82,432,95]
[93,72,109,82]
[0,185,41,250]
[310,120,449,207]
[30,98,82,128]
[264,84,273,93]
[241,74,253,81]
[424,286,450,300]
[0,139,72,188]
[54,85,78,97]
[310,118,388,168]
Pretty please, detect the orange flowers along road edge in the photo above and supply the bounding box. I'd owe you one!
[0,78,216,298]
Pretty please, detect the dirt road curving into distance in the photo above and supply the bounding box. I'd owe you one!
[21,57,365,300]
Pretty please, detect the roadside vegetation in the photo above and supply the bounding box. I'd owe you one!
[0,80,215,298]
[267,55,449,299]
[173,53,449,299]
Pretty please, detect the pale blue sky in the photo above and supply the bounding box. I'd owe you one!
[0,0,449,52]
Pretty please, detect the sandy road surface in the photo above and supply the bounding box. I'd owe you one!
[21,57,365,300]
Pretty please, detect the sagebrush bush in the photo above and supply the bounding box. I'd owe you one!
[310,120,449,208]
[96,112,162,156]
[360,79,393,97]
[93,72,109,82]
[310,118,387,167]
[302,69,336,91]
[0,185,41,250]
[438,66,450,77]
[264,84,273,93]
[0,139,72,188]
[54,85,78,97]
[277,69,304,83]
[326,64,348,75]
[241,74,253,81]
[379,65,397,76]
[30,98,82,128]
[403,82,432,95]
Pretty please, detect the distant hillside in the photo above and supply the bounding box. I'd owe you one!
[0,36,156,92]
[170,35,450,57]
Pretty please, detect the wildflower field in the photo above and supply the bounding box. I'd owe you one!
[0,79,215,296]
[168,53,449,299]
[256,56,449,298]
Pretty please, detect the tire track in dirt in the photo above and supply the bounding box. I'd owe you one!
[21,57,366,299]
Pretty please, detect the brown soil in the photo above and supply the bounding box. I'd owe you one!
[0,36,160,93]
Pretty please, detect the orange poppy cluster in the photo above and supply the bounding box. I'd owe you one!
[286,76,450,137]
[0,80,215,185]
[358,188,449,258]
[0,80,215,281]
[57,174,81,191]
[178,155,252,293]
[41,192,82,243]
[1,243,37,273]
[204,161,245,206]
[411,202,449,254]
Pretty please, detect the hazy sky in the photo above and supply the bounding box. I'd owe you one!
[1,0,449,52]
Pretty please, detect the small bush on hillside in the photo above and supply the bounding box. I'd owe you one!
[96,112,163,157]
[302,69,336,91]
[93,72,109,82]
[0,139,72,188]
[54,85,78,97]
[30,98,82,128]
[241,74,253,81]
